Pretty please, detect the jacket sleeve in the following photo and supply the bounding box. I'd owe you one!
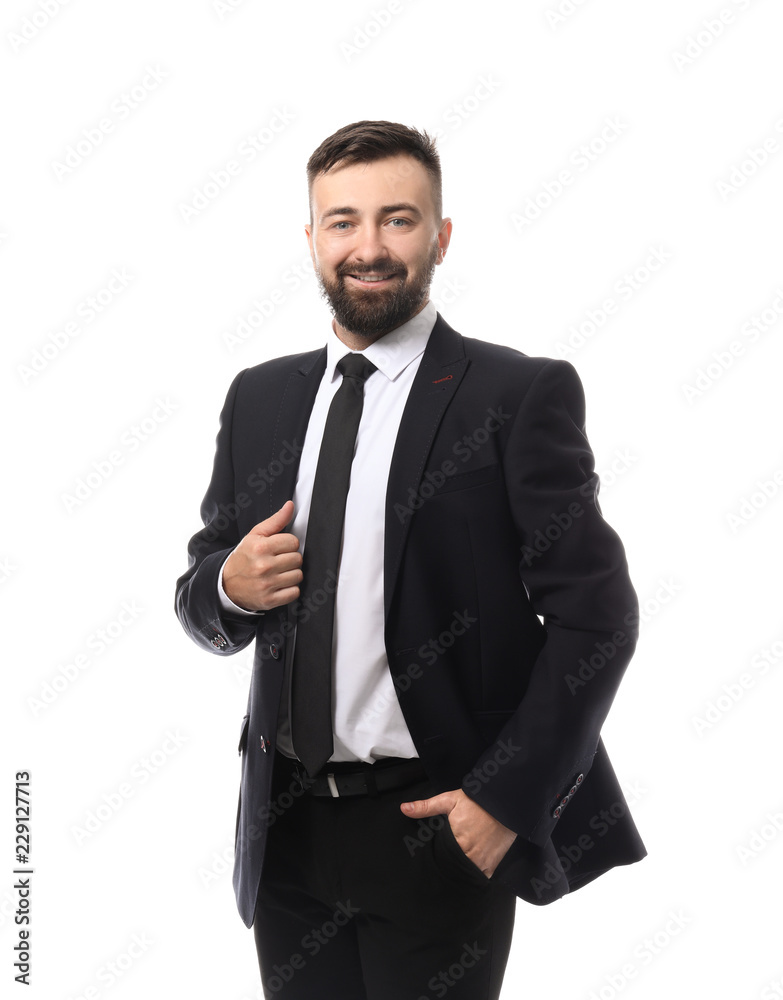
[462,359,639,845]
[174,368,261,656]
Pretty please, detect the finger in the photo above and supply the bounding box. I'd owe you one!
[261,584,301,609]
[251,500,294,537]
[400,792,454,817]
[268,554,303,577]
[250,551,302,580]
[263,533,302,556]
[271,568,304,589]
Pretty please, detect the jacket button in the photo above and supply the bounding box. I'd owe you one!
[269,643,279,659]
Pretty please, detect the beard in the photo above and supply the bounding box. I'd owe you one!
[315,240,440,340]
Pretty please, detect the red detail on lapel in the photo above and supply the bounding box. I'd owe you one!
[432,375,453,384]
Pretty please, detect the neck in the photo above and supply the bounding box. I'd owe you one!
[332,299,429,351]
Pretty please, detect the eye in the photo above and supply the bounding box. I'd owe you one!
[388,218,411,227]
[331,221,352,230]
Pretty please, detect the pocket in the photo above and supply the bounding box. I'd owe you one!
[434,816,491,888]
[237,714,250,755]
[235,715,250,845]
[234,789,242,846]
[431,462,500,496]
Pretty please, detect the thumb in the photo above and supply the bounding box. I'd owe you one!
[253,499,294,536]
[400,791,455,818]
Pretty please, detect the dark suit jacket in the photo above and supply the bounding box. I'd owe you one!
[175,311,646,928]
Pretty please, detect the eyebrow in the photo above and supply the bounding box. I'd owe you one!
[319,202,423,225]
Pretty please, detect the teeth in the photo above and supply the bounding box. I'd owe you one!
[352,274,393,282]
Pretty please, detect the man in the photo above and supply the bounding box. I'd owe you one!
[175,120,646,999]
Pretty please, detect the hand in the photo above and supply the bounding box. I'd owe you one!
[222,500,303,612]
[400,788,517,878]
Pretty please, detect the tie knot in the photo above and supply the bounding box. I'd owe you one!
[337,353,377,384]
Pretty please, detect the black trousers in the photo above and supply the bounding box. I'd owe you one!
[253,753,517,1000]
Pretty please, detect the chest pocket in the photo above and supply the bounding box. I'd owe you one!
[430,462,500,496]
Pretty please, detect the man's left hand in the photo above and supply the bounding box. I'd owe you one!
[400,789,517,878]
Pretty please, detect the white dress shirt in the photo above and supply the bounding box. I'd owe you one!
[217,298,438,762]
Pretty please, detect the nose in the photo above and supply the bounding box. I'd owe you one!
[349,224,392,268]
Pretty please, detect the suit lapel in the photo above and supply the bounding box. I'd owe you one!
[268,347,327,523]
[383,312,468,620]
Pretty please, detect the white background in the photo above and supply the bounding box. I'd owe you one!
[3,1,783,998]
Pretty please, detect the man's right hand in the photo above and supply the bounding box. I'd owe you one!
[222,500,303,612]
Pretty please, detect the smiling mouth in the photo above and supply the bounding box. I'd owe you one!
[345,273,399,286]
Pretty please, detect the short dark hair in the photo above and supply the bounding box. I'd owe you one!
[306,120,442,225]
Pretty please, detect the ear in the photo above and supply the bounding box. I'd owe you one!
[437,217,453,263]
[304,222,316,264]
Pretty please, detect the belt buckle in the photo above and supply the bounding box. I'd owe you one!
[326,773,340,798]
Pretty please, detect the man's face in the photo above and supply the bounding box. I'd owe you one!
[305,154,452,341]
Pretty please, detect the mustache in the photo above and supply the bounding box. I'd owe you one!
[338,264,406,277]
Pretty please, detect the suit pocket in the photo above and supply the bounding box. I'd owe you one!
[430,462,500,496]
[235,715,250,846]
[237,713,250,755]
[433,816,491,889]
[234,789,242,846]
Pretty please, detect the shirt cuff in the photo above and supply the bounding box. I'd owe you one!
[217,551,265,617]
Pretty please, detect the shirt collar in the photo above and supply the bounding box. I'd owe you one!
[325,299,437,384]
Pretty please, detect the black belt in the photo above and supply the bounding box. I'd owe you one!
[290,757,427,798]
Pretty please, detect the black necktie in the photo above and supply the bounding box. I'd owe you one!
[291,352,378,777]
